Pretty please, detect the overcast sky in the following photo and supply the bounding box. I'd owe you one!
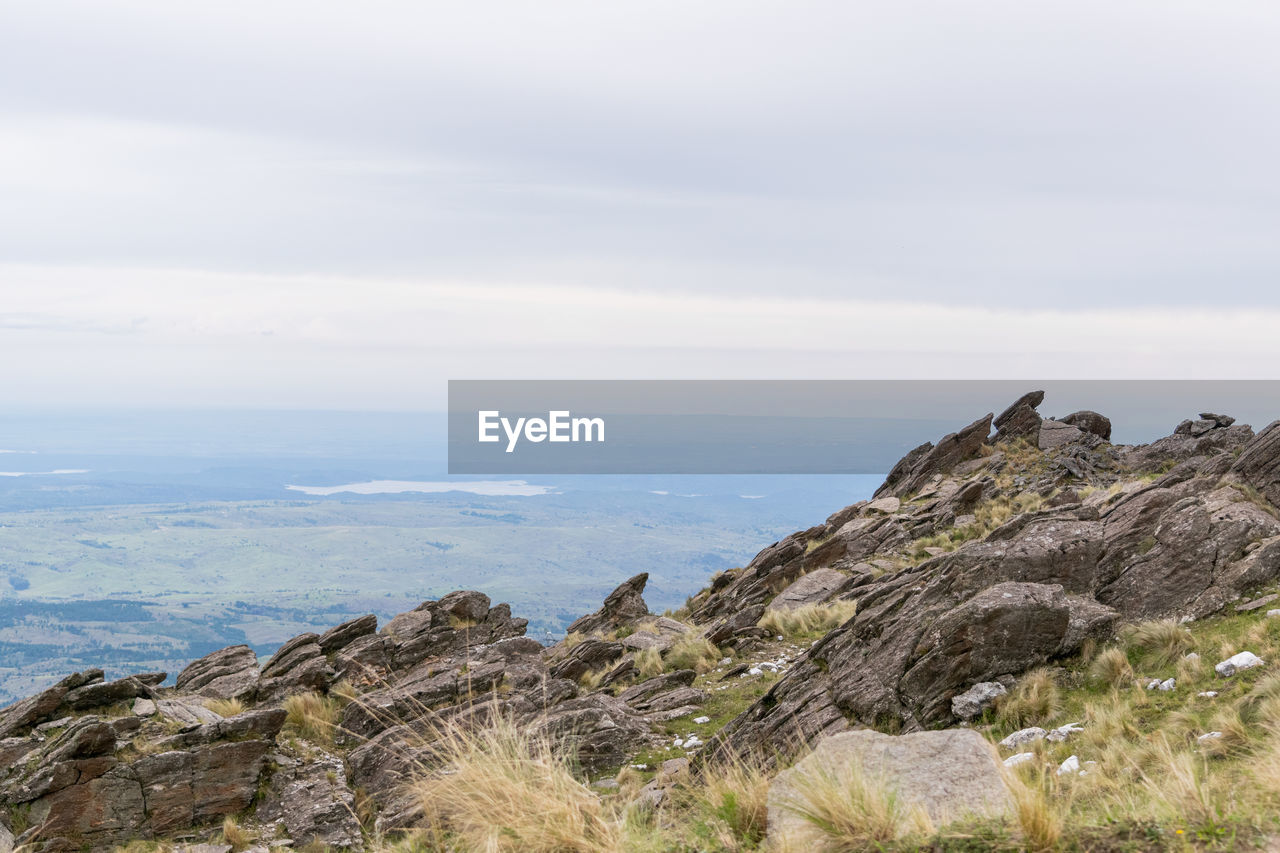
[3,1,1280,408]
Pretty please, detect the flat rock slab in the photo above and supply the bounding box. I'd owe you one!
[767,728,1013,846]
[768,568,849,611]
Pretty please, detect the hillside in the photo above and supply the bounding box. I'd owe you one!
[5,391,1280,851]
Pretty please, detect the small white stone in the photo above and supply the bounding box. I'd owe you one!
[1185,652,1201,660]
[1198,691,1219,698]
[1158,678,1176,691]
[683,735,703,749]
[1268,609,1280,618]
[719,657,731,665]
[1146,679,1161,690]
[1216,651,1264,677]
[746,667,763,676]
[693,716,710,724]
[630,763,649,770]
[1047,722,1084,743]
[1003,752,1035,768]
[999,727,1048,750]
[1197,731,1223,743]
[1057,755,1081,776]
[673,737,684,747]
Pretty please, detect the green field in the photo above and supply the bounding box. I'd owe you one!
[0,494,787,703]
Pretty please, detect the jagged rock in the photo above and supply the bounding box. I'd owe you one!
[175,645,260,701]
[876,414,993,499]
[0,669,102,739]
[152,708,286,750]
[1231,420,1280,506]
[258,751,361,848]
[132,698,157,717]
[705,605,765,645]
[767,568,850,611]
[331,633,393,686]
[548,639,625,682]
[1062,410,1112,440]
[951,681,1007,720]
[566,573,651,635]
[257,634,329,702]
[994,390,1045,441]
[767,729,1012,846]
[318,613,378,654]
[618,671,702,714]
[63,676,151,712]
[382,594,528,671]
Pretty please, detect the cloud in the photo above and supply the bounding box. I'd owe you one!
[1,265,1277,408]
[2,2,1280,309]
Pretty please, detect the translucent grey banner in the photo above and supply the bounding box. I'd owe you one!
[448,380,1280,474]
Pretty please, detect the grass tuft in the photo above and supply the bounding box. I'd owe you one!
[759,600,857,640]
[283,691,340,746]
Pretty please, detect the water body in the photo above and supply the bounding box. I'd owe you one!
[286,479,556,496]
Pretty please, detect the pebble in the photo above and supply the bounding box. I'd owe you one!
[1057,755,1081,775]
[1002,752,1035,768]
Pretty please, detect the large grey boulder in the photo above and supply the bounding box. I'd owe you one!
[767,728,1012,846]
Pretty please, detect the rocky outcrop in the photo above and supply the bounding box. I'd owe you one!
[566,572,650,635]
[1231,420,1280,506]
[876,413,994,499]
[993,390,1044,441]
[707,397,1280,765]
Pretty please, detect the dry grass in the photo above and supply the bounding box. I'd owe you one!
[1004,765,1064,851]
[759,600,858,640]
[776,753,934,849]
[413,716,623,853]
[220,815,254,851]
[1125,618,1195,665]
[283,691,340,746]
[996,668,1061,727]
[204,697,245,718]
[1087,646,1133,688]
[681,757,772,850]
[633,647,664,680]
[665,634,722,674]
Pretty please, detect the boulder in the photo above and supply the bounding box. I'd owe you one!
[175,645,260,701]
[767,729,1012,846]
[1061,410,1112,441]
[768,568,850,611]
[566,573,651,635]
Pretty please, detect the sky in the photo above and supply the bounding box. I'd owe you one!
[3,1,1280,408]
